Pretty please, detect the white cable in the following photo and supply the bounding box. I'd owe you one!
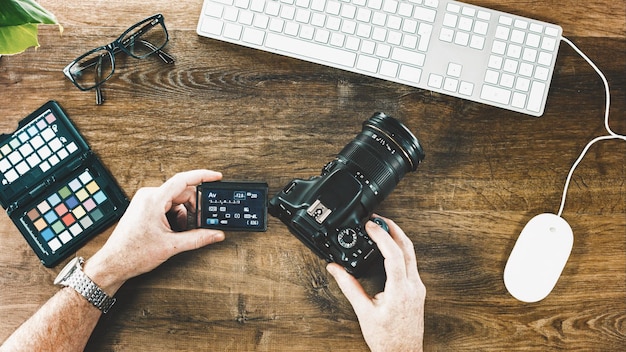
[556,37,626,217]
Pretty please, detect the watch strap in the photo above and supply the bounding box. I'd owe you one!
[58,257,116,314]
[64,268,116,313]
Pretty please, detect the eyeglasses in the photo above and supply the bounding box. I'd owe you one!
[63,14,174,105]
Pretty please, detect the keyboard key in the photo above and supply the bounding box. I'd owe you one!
[443,13,457,27]
[469,35,485,50]
[512,92,527,108]
[519,62,534,77]
[545,26,559,37]
[265,33,357,67]
[417,24,432,51]
[526,32,541,47]
[398,65,422,84]
[488,55,503,69]
[492,40,506,55]
[515,77,530,91]
[459,81,474,96]
[397,3,413,17]
[380,60,399,77]
[495,26,510,40]
[474,21,489,35]
[440,28,454,43]
[454,32,469,46]
[499,15,513,26]
[447,62,462,77]
[224,23,243,39]
[522,48,537,62]
[428,74,443,88]
[541,37,557,51]
[477,10,491,21]
[529,23,543,33]
[315,29,330,43]
[392,47,425,67]
[527,81,546,112]
[242,27,265,45]
[357,55,380,73]
[250,0,264,12]
[537,52,553,66]
[500,73,514,88]
[458,17,473,31]
[447,3,461,13]
[485,70,499,84]
[443,77,459,92]
[481,84,511,105]
[414,7,436,22]
[424,0,439,8]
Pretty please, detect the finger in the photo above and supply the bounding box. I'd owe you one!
[365,221,407,283]
[326,263,372,314]
[168,228,226,255]
[169,185,198,208]
[159,170,223,210]
[166,204,190,232]
[376,216,420,281]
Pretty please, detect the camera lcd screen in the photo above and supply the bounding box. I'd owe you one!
[196,182,268,231]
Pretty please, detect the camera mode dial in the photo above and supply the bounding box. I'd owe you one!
[337,228,358,249]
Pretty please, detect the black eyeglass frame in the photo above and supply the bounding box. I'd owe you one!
[62,14,173,94]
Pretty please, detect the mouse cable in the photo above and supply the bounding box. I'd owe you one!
[557,37,626,217]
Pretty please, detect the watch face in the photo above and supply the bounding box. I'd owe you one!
[54,257,81,285]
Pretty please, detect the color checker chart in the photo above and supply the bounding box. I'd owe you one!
[23,168,117,254]
[0,101,128,267]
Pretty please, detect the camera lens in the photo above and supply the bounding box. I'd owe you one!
[334,112,424,202]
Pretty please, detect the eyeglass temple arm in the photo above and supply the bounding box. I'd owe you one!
[95,56,104,105]
[138,40,175,64]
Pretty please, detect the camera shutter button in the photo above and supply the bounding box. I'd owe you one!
[338,228,358,249]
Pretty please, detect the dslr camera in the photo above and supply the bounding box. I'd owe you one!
[269,113,424,277]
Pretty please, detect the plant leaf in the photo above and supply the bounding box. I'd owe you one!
[0,0,59,26]
[0,23,38,55]
[0,0,61,54]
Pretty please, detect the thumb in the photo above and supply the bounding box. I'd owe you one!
[327,263,372,313]
[171,229,226,254]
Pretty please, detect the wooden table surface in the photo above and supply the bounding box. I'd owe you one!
[1,0,624,350]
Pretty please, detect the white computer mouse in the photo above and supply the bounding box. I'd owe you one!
[503,213,574,303]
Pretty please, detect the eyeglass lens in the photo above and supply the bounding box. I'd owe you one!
[120,17,168,59]
[69,50,114,91]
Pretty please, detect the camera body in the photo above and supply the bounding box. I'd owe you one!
[270,163,382,277]
[269,113,424,277]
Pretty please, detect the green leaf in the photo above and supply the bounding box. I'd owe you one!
[0,23,38,54]
[0,0,58,26]
[0,0,60,55]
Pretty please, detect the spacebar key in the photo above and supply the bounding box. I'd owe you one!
[265,33,357,68]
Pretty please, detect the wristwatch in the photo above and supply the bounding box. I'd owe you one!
[54,257,116,313]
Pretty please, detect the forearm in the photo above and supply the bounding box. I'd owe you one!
[0,255,125,352]
[1,170,225,351]
[0,287,102,352]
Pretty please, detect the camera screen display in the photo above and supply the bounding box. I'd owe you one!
[197,182,268,231]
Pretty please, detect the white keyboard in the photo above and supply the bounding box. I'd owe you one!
[197,0,563,116]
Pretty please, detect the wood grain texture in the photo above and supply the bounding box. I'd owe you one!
[1,0,624,350]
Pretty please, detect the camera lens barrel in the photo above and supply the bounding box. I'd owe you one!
[335,112,424,202]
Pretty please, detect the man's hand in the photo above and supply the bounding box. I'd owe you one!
[327,217,426,352]
[83,169,226,295]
